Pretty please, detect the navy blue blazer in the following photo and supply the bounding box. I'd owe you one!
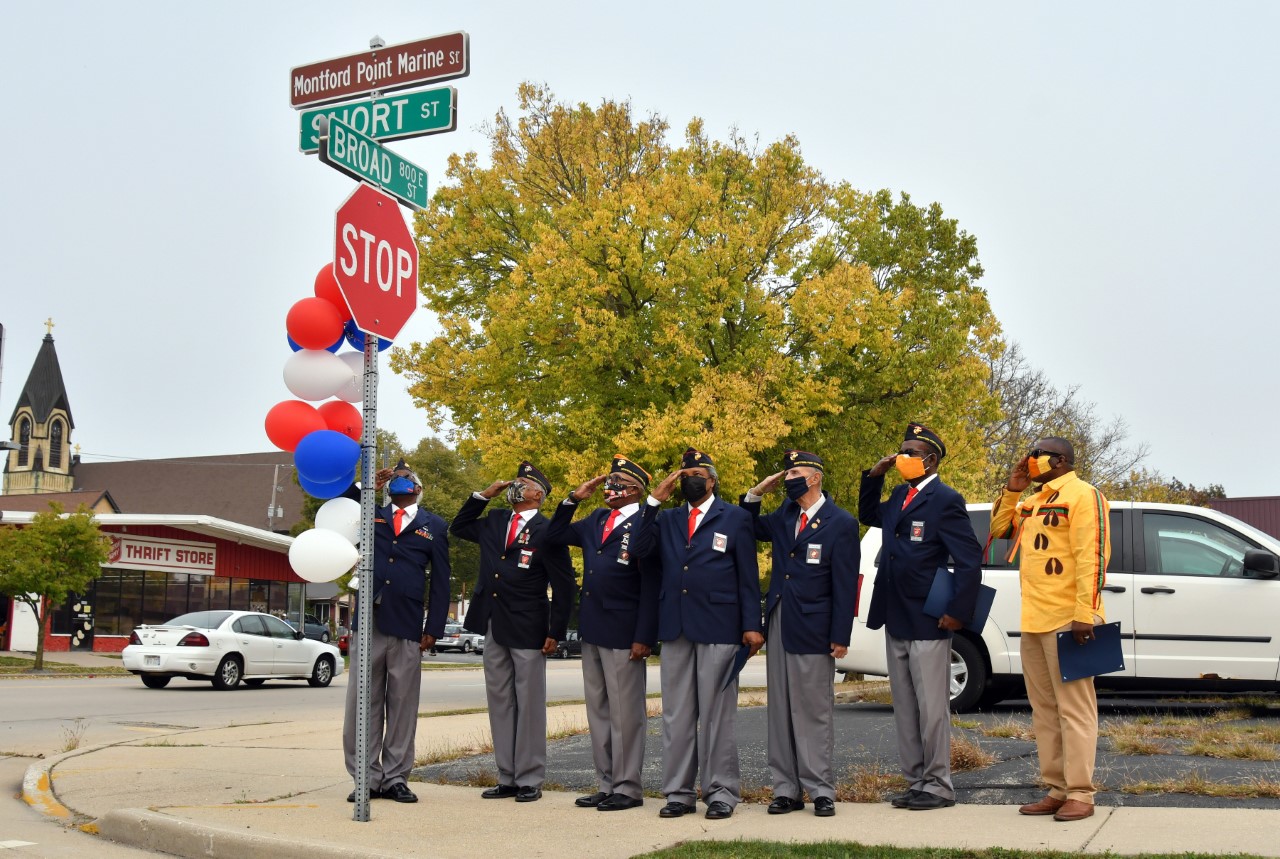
[633,496,763,645]
[858,472,983,641]
[545,499,659,650]
[451,495,576,650]
[361,504,452,642]
[740,492,860,655]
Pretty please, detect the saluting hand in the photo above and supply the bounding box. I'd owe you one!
[750,471,784,496]
[867,453,898,478]
[571,474,608,501]
[650,469,686,503]
[1006,458,1031,493]
[372,467,396,489]
[479,479,513,499]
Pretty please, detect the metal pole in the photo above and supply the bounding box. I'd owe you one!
[353,334,378,822]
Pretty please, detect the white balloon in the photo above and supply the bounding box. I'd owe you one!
[334,351,365,403]
[288,528,359,583]
[283,350,354,401]
[315,496,361,545]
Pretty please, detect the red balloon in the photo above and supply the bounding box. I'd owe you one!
[286,297,344,350]
[313,263,350,320]
[317,400,363,441]
[264,400,325,452]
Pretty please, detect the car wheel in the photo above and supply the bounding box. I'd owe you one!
[140,675,170,689]
[321,631,331,643]
[462,640,474,653]
[244,678,265,687]
[308,656,334,688]
[212,655,242,690]
[948,635,988,713]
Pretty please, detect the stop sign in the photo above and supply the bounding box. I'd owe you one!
[333,183,419,341]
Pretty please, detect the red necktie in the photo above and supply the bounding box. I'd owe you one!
[602,509,621,542]
[688,506,702,541]
[506,512,521,547]
[902,487,918,510]
[393,509,404,534]
[796,511,808,538]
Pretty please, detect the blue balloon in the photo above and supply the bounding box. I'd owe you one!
[343,320,392,352]
[294,429,360,484]
[299,468,357,500]
[288,332,342,353]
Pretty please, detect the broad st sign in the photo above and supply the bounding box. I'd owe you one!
[319,116,429,210]
[290,32,469,109]
[299,87,456,153]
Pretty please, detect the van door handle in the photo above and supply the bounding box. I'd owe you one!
[1102,585,1126,593]
[1140,586,1176,594]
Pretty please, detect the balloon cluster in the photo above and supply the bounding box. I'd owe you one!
[268,264,389,583]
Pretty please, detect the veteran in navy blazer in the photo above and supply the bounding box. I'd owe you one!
[741,449,858,818]
[859,424,982,811]
[453,461,576,803]
[633,448,763,822]
[342,461,451,805]
[545,455,659,812]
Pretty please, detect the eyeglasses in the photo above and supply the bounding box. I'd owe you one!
[1028,449,1066,459]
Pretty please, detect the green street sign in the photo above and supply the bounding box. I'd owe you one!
[319,116,429,211]
[299,87,456,153]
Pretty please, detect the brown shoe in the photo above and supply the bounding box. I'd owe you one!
[1053,799,1095,821]
[1018,795,1065,815]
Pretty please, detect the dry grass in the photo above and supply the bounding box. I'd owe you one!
[1122,772,1280,798]
[1103,723,1168,756]
[950,735,996,772]
[413,730,494,766]
[1185,739,1278,761]
[950,717,979,729]
[60,718,88,752]
[425,768,498,788]
[834,761,908,803]
[981,717,1035,740]
[739,784,773,804]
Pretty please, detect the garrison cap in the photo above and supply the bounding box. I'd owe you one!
[904,423,946,459]
[782,449,824,472]
[610,454,651,488]
[681,448,714,470]
[515,461,552,495]
[391,457,421,486]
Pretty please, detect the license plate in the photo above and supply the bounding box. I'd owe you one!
[145,655,160,667]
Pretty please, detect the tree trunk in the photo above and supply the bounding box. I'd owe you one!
[30,596,48,671]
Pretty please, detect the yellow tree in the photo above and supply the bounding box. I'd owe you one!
[393,84,1002,505]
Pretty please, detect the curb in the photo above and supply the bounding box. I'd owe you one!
[97,808,399,859]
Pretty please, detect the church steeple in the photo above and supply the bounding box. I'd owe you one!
[4,325,75,495]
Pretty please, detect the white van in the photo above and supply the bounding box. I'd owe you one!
[835,501,1280,711]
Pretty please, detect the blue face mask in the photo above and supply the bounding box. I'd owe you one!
[388,476,417,495]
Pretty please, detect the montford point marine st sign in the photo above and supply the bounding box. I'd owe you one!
[290,32,469,109]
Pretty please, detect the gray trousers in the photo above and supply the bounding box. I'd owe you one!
[343,623,422,789]
[582,642,648,800]
[659,636,740,807]
[885,633,954,799]
[766,608,836,801]
[483,623,548,788]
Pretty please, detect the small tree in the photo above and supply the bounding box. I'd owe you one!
[0,503,110,670]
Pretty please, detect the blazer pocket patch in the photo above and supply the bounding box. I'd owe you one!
[710,591,736,604]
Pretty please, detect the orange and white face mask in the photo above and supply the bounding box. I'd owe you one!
[1026,454,1054,479]
[895,454,927,481]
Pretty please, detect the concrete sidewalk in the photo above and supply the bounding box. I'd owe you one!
[23,707,1280,859]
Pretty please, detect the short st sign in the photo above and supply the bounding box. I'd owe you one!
[333,183,419,341]
[290,32,469,109]
[299,86,456,153]
[319,116,429,211]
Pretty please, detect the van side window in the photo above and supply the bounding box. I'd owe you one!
[1142,512,1258,578]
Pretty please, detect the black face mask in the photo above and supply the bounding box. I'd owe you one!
[680,476,709,502]
[784,475,811,501]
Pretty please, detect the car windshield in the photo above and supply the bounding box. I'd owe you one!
[163,611,233,629]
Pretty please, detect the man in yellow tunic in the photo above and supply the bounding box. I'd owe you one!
[990,436,1109,822]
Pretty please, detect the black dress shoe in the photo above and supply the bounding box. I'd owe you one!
[907,791,955,810]
[767,796,804,814]
[658,801,696,818]
[383,782,418,803]
[597,794,644,811]
[515,785,543,802]
[704,800,733,820]
[347,787,383,802]
[481,784,520,799]
[814,797,836,817]
[575,791,609,808]
[891,789,923,808]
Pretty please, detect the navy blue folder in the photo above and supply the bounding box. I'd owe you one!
[721,643,753,692]
[1056,621,1125,682]
[923,566,995,633]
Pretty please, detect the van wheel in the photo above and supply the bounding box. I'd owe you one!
[948,635,988,713]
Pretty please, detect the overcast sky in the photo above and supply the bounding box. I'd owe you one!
[1,1,1275,496]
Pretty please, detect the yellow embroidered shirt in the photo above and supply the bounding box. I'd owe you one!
[989,471,1110,633]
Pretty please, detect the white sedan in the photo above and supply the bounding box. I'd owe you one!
[122,610,344,690]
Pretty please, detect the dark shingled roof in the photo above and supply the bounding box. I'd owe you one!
[71,452,306,532]
[9,334,74,427]
[0,489,119,514]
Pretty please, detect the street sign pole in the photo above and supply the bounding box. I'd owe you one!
[353,334,378,822]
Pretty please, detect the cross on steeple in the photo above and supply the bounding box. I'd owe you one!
[44,317,55,336]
